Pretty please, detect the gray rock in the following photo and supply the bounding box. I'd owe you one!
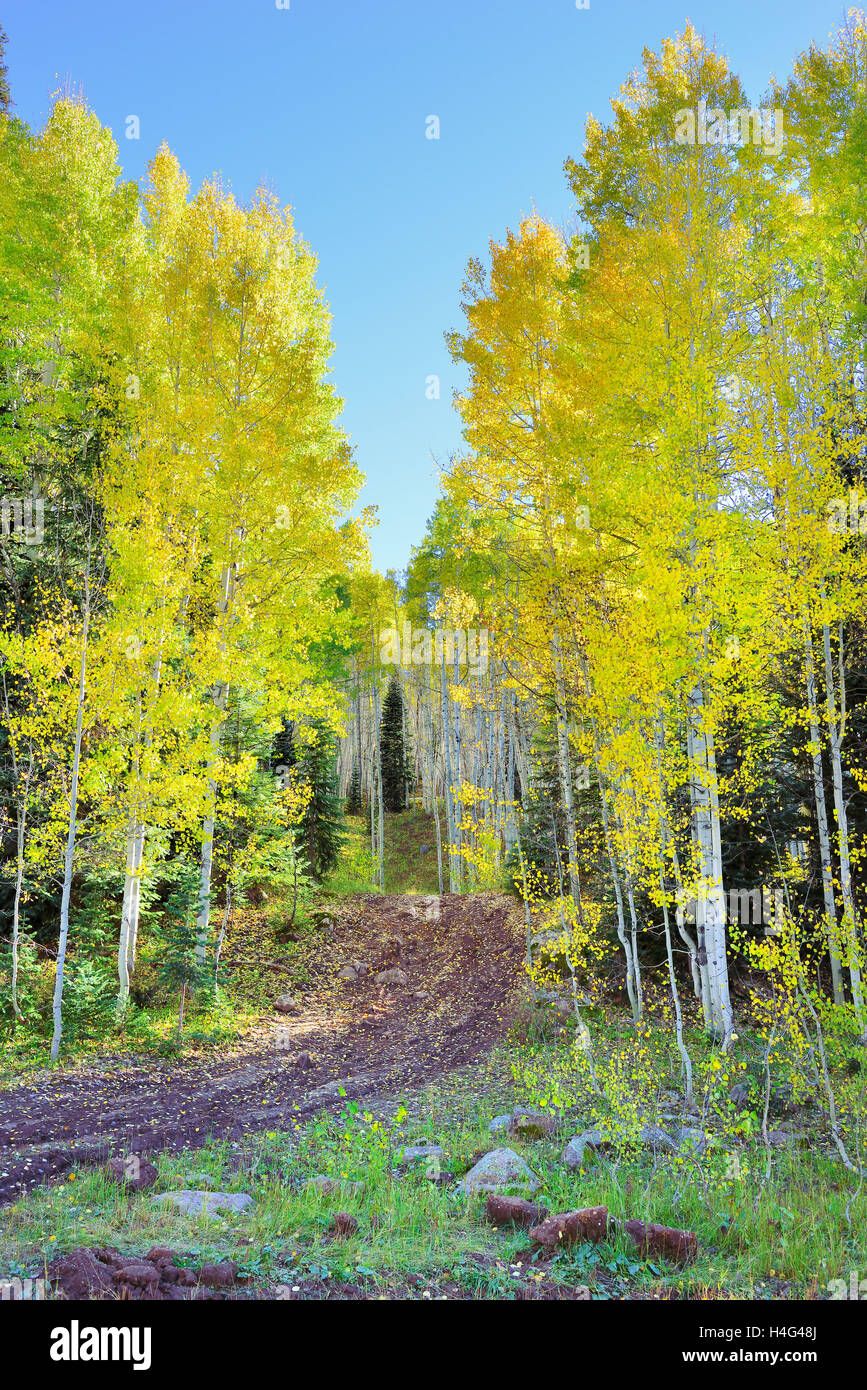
[639,1125,678,1151]
[562,1128,612,1168]
[729,1082,752,1109]
[152,1190,253,1216]
[488,1114,512,1134]
[338,966,358,981]
[509,1109,556,1139]
[457,1148,540,1195]
[574,1128,612,1152]
[274,994,299,1014]
[399,1144,444,1163]
[563,1136,590,1169]
[185,1172,216,1189]
[678,1127,708,1157]
[375,967,409,986]
[419,845,431,855]
[766,1129,795,1148]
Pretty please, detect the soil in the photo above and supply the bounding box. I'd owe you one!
[0,892,524,1203]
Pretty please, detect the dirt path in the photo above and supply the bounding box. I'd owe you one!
[0,893,524,1203]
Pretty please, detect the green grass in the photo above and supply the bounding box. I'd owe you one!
[328,805,444,896]
[2,1043,863,1300]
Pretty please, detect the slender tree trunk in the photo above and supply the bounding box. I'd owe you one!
[195,686,228,966]
[686,677,733,1046]
[801,610,844,1004]
[552,631,581,911]
[821,618,864,1020]
[440,641,457,891]
[10,788,29,1022]
[373,675,385,890]
[50,592,91,1064]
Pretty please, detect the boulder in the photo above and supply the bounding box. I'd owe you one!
[765,1129,797,1148]
[562,1129,611,1168]
[678,1127,708,1157]
[489,1114,512,1134]
[199,1261,238,1288]
[621,1219,697,1265]
[274,995,299,1014]
[485,1194,549,1229]
[375,967,409,986]
[457,1148,540,1195]
[112,1263,160,1294]
[152,1190,253,1216]
[509,1109,556,1140]
[529,1206,610,1248]
[729,1082,753,1109]
[638,1125,678,1151]
[48,1248,116,1299]
[769,1085,799,1116]
[338,966,358,981]
[399,1144,444,1163]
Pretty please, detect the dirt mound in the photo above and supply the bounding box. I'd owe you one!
[0,893,523,1202]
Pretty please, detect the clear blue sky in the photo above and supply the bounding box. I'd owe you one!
[1,0,853,573]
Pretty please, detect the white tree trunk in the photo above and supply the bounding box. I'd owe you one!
[821,619,864,1020]
[50,596,91,1063]
[801,610,844,1004]
[686,677,733,1046]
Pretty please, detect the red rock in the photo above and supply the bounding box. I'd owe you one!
[112,1263,161,1292]
[49,1249,116,1299]
[622,1219,698,1265]
[199,1261,238,1288]
[144,1246,177,1265]
[529,1206,610,1248]
[485,1194,549,1228]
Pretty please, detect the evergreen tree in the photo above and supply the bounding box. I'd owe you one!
[507,719,566,897]
[379,674,410,811]
[345,761,363,816]
[296,720,345,879]
[155,864,209,1032]
[0,25,11,114]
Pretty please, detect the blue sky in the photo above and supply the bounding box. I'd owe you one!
[1,0,853,573]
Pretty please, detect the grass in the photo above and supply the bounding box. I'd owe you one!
[326,805,445,896]
[1,1040,863,1300]
[1,815,865,1298]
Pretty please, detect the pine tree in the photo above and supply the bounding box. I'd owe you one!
[155,864,209,1032]
[0,25,11,114]
[296,721,345,879]
[379,674,409,812]
[507,719,566,897]
[345,761,363,816]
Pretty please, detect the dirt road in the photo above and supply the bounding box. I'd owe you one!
[0,893,523,1202]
